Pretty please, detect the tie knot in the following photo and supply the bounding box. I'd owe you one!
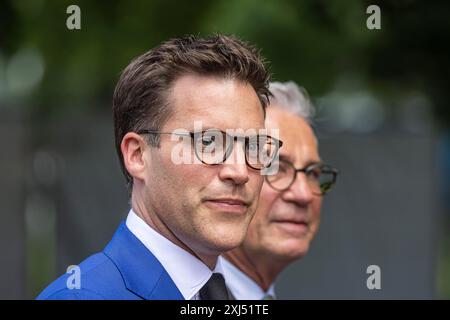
[199,273,230,300]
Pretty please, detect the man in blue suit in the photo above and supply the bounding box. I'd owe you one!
[37,34,282,300]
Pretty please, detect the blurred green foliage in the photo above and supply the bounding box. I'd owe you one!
[1,0,449,126]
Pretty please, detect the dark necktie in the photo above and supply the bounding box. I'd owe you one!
[199,273,230,300]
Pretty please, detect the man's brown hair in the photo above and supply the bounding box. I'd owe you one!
[113,34,271,189]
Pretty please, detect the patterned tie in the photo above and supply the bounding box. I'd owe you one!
[199,273,230,300]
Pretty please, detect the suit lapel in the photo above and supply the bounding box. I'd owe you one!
[104,222,184,300]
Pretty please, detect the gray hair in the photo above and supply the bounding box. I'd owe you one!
[268,81,315,123]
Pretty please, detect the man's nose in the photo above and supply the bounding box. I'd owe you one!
[282,172,314,205]
[218,140,249,185]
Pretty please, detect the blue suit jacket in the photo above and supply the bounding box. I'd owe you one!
[37,222,184,300]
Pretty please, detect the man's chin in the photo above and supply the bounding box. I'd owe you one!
[204,230,248,253]
[270,239,310,261]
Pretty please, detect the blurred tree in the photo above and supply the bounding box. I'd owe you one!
[0,0,448,126]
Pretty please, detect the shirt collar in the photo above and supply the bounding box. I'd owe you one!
[219,256,276,300]
[126,209,223,300]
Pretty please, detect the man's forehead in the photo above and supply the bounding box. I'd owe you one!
[170,74,258,105]
[164,75,265,130]
[171,75,234,101]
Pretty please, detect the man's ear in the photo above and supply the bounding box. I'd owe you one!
[121,132,148,184]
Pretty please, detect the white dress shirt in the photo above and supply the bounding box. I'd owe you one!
[126,209,224,300]
[219,255,276,300]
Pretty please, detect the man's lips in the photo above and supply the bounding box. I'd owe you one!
[203,198,250,213]
[272,219,309,236]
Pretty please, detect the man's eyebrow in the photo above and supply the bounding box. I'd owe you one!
[194,125,216,131]
[279,154,294,163]
[304,159,322,167]
[279,154,322,167]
